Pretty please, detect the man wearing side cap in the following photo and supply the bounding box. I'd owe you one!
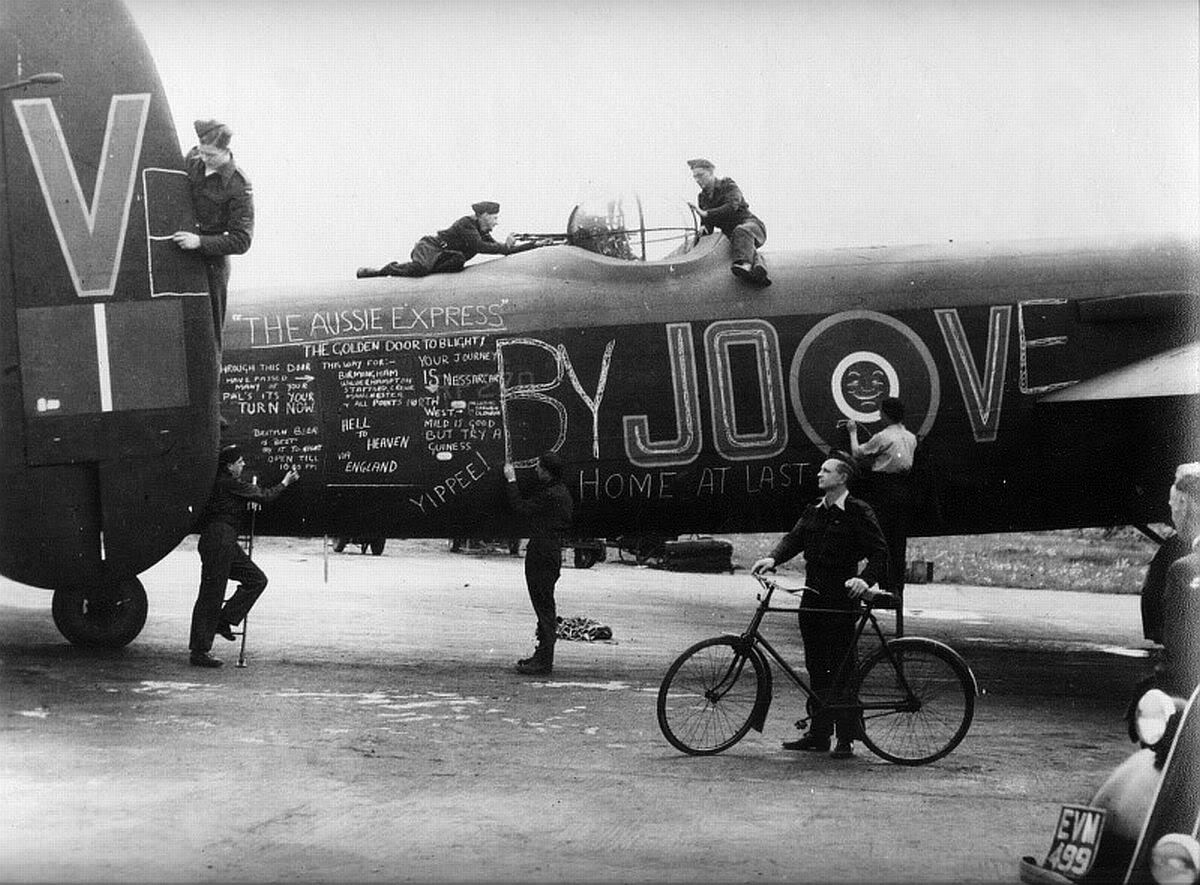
[503,452,574,676]
[171,119,255,348]
[357,201,549,278]
[687,158,770,287]
[188,445,298,668]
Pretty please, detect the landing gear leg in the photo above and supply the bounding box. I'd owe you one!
[51,577,148,648]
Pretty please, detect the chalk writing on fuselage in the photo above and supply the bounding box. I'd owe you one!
[227,303,1081,497]
[496,305,1078,464]
[231,305,506,347]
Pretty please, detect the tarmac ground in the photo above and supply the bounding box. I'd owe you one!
[0,536,1157,883]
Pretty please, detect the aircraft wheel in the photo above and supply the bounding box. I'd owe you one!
[369,538,386,556]
[574,547,598,569]
[51,578,148,648]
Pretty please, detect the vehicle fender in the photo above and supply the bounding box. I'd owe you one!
[1089,748,1161,843]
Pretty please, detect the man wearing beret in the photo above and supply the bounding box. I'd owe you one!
[356,201,547,278]
[189,445,298,668]
[687,158,770,287]
[171,119,255,349]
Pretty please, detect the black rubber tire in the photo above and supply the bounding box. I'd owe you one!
[574,547,598,569]
[657,636,765,755]
[369,538,385,556]
[852,637,975,765]
[51,577,148,648]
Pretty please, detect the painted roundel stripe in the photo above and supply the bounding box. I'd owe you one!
[788,310,940,453]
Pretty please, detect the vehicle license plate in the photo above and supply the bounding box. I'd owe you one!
[1039,804,1106,880]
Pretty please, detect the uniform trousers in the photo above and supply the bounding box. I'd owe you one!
[203,255,230,348]
[728,219,767,271]
[524,539,562,661]
[377,236,467,277]
[798,582,859,741]
[190,522,267,654]
[861,471,913,596]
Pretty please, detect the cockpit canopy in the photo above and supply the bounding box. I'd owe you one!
[566,194,699,261]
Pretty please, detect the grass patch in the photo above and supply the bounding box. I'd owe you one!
[283,527,1165,596]
[709,527,1161,594]
[906,528,1157,594]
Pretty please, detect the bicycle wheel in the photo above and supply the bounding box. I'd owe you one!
[852,637,975,765]
[657,636,765,755]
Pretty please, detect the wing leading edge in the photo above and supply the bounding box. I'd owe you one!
[1041,341,1200,402]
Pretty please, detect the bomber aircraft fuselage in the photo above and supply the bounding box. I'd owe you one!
[218,233,1199,543]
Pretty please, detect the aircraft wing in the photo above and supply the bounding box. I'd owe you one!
[1040,341,1200,402]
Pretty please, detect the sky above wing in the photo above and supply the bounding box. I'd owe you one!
[126,0,1200,290]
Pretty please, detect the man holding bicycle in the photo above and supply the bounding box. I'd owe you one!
[752,455,888,758]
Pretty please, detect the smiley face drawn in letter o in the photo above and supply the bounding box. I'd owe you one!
[789,310,940,453]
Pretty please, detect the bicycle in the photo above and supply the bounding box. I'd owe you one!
[656,572,978,765]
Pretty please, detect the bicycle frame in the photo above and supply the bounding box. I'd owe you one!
[724,575,913,729]
[658,573,976,762]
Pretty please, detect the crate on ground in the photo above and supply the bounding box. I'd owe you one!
[661,536,734,573]
[906,560,934,583]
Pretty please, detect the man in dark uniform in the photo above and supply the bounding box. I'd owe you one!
[686,158,770,287]
[503,452,574,676]
[171,119,254,349]
[1157,470,1200,696]
[357,201,548,278]
[189,445,298,668]
[1141,462,1200,645]
[751,455,888,758]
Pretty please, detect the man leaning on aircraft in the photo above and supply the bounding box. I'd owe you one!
[171,119,254,349]
[356,201,551,278]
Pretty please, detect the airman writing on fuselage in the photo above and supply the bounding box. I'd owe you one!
[189,445,298,668]
[686,158,770,288]
[846,396,918,599]
[503,453,574,676]
[171,119,254,349]
[356,202,551,279]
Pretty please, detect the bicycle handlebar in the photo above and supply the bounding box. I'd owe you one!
[751,571,897,608]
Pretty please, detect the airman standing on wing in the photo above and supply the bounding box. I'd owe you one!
[687,158,770,287]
